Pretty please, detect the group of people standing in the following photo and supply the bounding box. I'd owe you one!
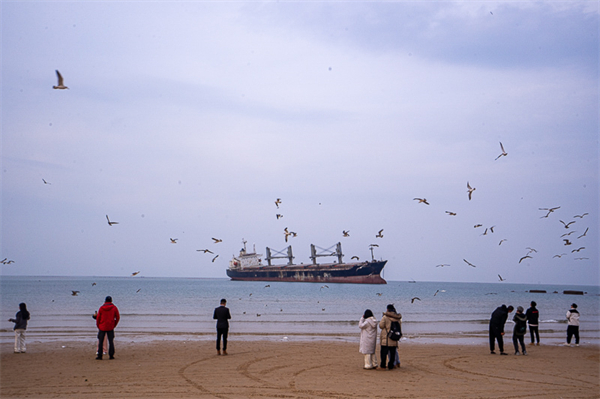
[358,304,402,370]
[489,301,581,356]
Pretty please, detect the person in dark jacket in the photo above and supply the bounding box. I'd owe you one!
[525,301,540,345]
[95,296,120,360]
[489,304,514,355]
[9,303,30,353]
[213,298,231,355]
[512,306,528,355]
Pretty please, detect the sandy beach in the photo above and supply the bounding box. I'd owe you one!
[1,338,598,399]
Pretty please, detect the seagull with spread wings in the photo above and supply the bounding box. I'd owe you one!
[467,182,476,200]
[495,142,508,160]
[106,215,119,226]
[376,229,384,238]
[53,70,69,89]
[212,238,222,243]
[578,228,589,239]
[559,220,576,229]
[413,198,430,205]
[463,259,476,267]
[539,206,560,218]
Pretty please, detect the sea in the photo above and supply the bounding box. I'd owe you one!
[1,276,599,346]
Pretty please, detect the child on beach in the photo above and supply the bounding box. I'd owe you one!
[358,309,378,369]
[9,303,30,353]
[512,306,527,355]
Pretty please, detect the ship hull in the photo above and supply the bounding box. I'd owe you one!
[226,260,387,284]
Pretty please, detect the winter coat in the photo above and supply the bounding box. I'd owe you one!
[489,305,509,334]
[513,312,527,336]
[566,309,580,326]
[213,306,231,329]
[10,310,30,330]
[96,302,120,331]
[525,307,539,326]
[379,311,401,347]
[358,316,378,354]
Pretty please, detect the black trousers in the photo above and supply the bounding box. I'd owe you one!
[529,325,540,343]
[513,333,526,353]
[216,327,228,351]
[567,325,579,344]
[380,346,397,370]
[489,329,504,353]
[97,330,115,358]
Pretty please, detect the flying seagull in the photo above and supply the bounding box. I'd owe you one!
[343,230,350,237]
[526,247,537,254]
[495,142,508,160]
[519,255,532,264]
[351,256,359,260]
[498,239,507,246]
[42,178,51,185]
[170,238,178,244]
[131,271,140,276]
[573,213,588,219]
[71,290,80,296]
[559,220,576,229]
[376,229,384,238]
[467,182,476,200]
[498,274,506,282]
[410,297,421,303]
[561,231,576,238]
[553,253,567,258]
[436,264,450,267]
[212,255,219,262]
[276,214,283,219]
[445,211,456,216]
[578,228,589,239]
[106,215,119,226]
[539,206,560,218]
[212,238,222,243]
[413,198,430,205]
[197,249,214,254]
[463,259,476,267]
[53,70,69,89]
[275,198,282,208]
[320,285,329,290]
[563,239,572,246]
[571,247,585,253]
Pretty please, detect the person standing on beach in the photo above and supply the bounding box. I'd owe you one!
[564,303,580,347]
[9,303,30,353]
[358,309,378,369]
[379,304,401,370]
[489,304,514,355]
[213,298,231,355]
[525,301,540,345]
[95,296,120,360]
[93,310,108,356]
[512,306,528,355]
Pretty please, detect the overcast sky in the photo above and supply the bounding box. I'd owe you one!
[1,1,598,285]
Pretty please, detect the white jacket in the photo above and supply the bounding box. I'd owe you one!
[566,310,580,326]
[358,316,378,354]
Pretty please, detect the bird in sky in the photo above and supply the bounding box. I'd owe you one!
[498,274,506,282]
[445,211,456,216]
[410,297,421,303]
[71,290,79,296]
[563,239,572,246]
[276,214,283,219]
[561,231,576,237]
[498,239,507,245]
[136,289,142,293]
[463,259,476,267]
[434,290,439,296]
[197,249,214,254]
[343,230,350,237]
[574,213,589,219]
[413,198,430,205]
[320,285,329,290]
[376,229,384,238]
[495,142,508,160]
[578,228,589,239]
[571,247,585,253]
[436,264,450,267]
[575,258,589,260]
[284,228,297,242]
[92,282,96,286]
[481,228,489,236]
[526,247,538,254]
[275,198,282,208]
[539,206,560,218]
[53,70,69,89]
[106,215,119,226]
[519,255,532,263]
[212,255,219,262]
[559,220,576,229]
[42,178,51,185]
[170,238,178,244]
[1,258,15,264]
[264,284,270,288]
[351,256,359,260]
[467,182,476,200]
[212,238,222,243]
[376,293,383,296]
[131,271,140,276]
[474,224,483,228]
[553,253,567,258]
[370,244,379,247]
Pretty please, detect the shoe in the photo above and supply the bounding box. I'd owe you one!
[223,350,228,355]
[14,351,20,354]
[217,350,221,356]
[523,351,528,356]
[575,344,580,347]
[490,351,496,354]
[500,352,508,356]
[95,357,102,360]
[515,352,520,356]
[109,356,115,359]
[536,343,540,346]
[562,343,571,347]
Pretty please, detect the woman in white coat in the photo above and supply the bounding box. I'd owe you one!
[359,309,378,369]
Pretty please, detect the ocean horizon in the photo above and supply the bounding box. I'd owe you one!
[1,276,598,346]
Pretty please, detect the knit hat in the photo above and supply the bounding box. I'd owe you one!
[517,306,524,312]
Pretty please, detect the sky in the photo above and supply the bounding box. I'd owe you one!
[1,1,598,285]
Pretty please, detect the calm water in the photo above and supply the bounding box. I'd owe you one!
[1,276,598,345]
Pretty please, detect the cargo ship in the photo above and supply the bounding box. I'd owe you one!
[227,240,387,284]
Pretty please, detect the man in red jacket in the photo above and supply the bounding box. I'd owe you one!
[96,296,120,360]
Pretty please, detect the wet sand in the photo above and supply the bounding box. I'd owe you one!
[1,339,598,398]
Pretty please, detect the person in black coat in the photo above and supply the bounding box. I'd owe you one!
[213,298,231,355]
[525,301,540,345]
[489,304,514,355]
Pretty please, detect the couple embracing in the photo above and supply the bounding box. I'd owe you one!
[359,304,402,370]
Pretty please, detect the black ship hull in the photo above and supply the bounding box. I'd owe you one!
[226,260,387,284]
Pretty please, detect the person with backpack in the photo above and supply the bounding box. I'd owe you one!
[512,306,528,355]
[378,304,401,370]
